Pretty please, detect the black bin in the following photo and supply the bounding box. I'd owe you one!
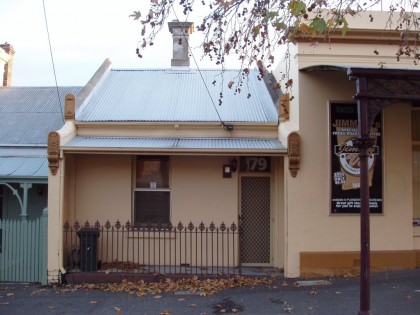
[77,228,100,272]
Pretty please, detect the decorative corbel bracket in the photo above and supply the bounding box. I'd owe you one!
[288,132,300,177]
[64,93,75,120]
[48,131,60,175]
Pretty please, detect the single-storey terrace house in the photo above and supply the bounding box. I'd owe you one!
[47,21,287,282]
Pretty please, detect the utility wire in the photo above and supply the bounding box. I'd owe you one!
[42,0,64,123]
[169,3,227,129]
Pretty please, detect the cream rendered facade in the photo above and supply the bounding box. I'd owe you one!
[48,125,286,282]
[276,11,419,277]
[47,75,286,282]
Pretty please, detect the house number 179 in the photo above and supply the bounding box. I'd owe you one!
[240,157,271,172]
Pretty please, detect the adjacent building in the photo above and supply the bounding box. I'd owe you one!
[0,43,82,283]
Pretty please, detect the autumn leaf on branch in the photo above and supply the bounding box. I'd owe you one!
[131,0,420,92]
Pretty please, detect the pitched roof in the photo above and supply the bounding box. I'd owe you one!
[0,86,82,145]
[0,148,47,180]
[0,86,82,180]
[76,68,280,124]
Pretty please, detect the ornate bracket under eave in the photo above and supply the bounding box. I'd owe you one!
[288,132,301,177]
[349,68,420,131]
[48,131,60,175]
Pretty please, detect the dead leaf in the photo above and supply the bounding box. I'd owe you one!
[89,300,99,304]
[160,311,170,315]
[188,304,197,307]
[114,306,122,312]
[76,275,274,297]
[6,293,14,297]
[0,302,10,305]
[154,295,162,299]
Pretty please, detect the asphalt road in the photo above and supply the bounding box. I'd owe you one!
[1,269,420,314]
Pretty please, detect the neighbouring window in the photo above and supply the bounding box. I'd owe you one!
[412,110,420,225]
[133,156,170,225]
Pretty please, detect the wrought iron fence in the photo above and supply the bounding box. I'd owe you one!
[63,220,242,276]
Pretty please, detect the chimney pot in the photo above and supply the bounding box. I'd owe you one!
[0,43,15,86]
[168,21,194,68]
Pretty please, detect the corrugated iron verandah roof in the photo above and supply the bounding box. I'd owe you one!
[0,148,48,180]
[62,136,286,155]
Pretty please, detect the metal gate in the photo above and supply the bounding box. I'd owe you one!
[240,176,271,265]
[0,209,48,284]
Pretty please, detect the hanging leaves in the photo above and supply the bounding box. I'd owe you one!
[131,0,420,91]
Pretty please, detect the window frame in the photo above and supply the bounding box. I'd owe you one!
[132,156,171,227]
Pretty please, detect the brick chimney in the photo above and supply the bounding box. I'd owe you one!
[168,20,194,68]
[0,43,15,86]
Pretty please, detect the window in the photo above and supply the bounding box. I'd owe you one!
[412,110,420,225]
[133,156,170,225]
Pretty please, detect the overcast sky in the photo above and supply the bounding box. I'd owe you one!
[0,0,226,86]
[0,0,401,87]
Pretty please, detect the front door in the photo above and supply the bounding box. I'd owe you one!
[240,175,271,265]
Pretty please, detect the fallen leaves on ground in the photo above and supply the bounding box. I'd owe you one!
[71,275,273,297]
[31,288,47,296]
[309,288,318,295]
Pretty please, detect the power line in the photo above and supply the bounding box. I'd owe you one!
[42,0,64,123]
[169,3,228,130]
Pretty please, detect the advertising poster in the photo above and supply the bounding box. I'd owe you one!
[330,102,383,214]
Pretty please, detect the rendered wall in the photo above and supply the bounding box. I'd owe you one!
[60,154,285,270]
[288,71,413,277]
[66,155,239,226]
[274,10,418,278]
